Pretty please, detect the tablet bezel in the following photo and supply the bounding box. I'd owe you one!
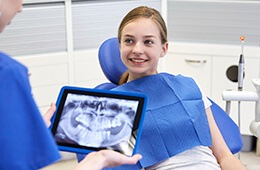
[49,86,147,156]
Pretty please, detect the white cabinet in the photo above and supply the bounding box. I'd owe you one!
[15,53,70,114]
[162,52,212,97]
[72,50,107,87]
[164,42,260,135]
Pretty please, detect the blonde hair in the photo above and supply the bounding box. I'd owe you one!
[117,6,168,85]
[118,6,167,44]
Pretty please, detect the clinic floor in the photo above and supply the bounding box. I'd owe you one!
[41,149,260,170]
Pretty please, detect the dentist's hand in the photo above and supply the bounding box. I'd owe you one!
[74,150,142,170]
[43,103,56,128]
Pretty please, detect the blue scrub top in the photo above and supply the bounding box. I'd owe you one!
[0,52,61,170]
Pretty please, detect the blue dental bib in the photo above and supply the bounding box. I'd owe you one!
[105,73,212,169]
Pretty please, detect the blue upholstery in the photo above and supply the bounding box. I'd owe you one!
[98,37,127,85]
[209,98,243,154]
[96,37,243,154]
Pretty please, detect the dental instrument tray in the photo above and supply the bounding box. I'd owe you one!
[49,86,147,156]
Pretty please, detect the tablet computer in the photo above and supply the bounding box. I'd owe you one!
[50,86,147,156]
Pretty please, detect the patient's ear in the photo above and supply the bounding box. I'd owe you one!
[160,42,168,58]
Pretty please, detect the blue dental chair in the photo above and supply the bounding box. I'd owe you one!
[78,37,243,162]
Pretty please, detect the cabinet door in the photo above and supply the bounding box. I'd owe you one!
[162,52,212,97]
[16,54,69,115]
[73,50,107,88]
[212,55,259,135]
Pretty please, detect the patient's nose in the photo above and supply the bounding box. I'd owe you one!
[132,42,144,55]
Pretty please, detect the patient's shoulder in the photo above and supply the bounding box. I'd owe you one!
[160,72,197,85]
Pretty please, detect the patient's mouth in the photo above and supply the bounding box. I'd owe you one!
[130,58,148,64]
[131,59,145,63]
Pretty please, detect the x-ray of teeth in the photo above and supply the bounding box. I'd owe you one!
[54,93,139,151]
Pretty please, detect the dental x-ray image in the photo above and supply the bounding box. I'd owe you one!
[54,93,139,155]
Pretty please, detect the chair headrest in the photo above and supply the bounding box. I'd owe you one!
[98,37,127,85]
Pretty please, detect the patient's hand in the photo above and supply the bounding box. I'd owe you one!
[43,103,56,128]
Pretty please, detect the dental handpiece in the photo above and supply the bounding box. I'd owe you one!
[238,36,245,91]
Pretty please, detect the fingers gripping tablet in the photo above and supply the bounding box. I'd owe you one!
[49,86,147,156]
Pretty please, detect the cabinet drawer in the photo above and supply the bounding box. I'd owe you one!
[163,53,212,97]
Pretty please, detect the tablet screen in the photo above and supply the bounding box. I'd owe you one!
[50,86,147,156]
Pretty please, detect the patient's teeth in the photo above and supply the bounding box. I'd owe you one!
[132,59,145,63]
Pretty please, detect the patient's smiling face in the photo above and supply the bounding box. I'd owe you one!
[119,18,168,82]
[56,94,138,148]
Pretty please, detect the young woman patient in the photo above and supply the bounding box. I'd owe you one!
[97,6,246,170]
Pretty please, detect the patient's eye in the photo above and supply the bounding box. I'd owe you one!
[124,38,134,44]
[144,39,153,45]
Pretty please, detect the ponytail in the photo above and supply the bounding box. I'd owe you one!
[118,71,129,85]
